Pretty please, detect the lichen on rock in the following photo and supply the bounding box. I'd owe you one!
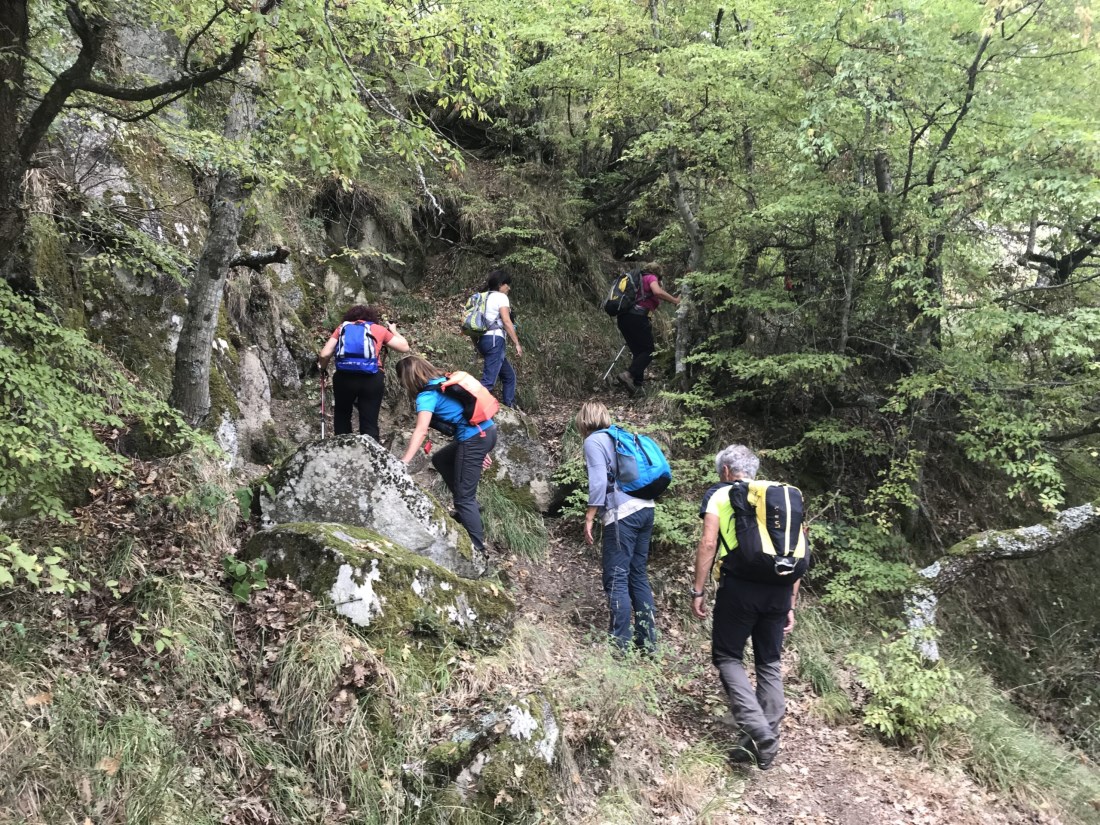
[244,522,514,650]
[423,691,563,820]
[484,407,553,512]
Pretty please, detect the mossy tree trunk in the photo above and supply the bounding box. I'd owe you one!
[168,81,253,426]
[906,499,1100,661]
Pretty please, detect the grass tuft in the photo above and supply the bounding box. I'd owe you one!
[481,481,549,559]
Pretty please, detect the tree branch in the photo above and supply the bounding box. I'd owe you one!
[229,245,291,272]
[1044,418,1100,444]
[906,498,1100,660]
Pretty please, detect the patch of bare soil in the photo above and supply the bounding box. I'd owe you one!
[732,717,1054,825]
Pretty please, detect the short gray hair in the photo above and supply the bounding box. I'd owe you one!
[715,444,759,479]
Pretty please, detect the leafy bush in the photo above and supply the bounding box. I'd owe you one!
[812,520,915,608]
[0,281,193,519]
[850,632,974,742]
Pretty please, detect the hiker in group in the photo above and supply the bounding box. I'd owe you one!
[614,262,680,396]
[577,400,659,654]
[396,355,496,554]
[318,305,410,441]
[689,445,810,771]
[474,269,522,407]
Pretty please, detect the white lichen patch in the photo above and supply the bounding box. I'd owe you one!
[918,560,941,579]
[330,560,384,627]
[1056,503,1098,532]
[536,700,560,764]
[505,701,559,764]
[507,705,539,741]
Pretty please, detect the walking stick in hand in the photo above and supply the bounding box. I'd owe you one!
[320,371,328,439]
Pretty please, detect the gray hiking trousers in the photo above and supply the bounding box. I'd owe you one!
[712,576,793,754]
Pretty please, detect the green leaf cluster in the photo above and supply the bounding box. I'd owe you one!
[0,279,193,519]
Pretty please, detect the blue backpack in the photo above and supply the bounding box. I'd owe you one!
[335,321,380,373]
[600,425,672,500]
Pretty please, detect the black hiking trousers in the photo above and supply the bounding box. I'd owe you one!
[332,370,385,441]
[616,310,654,386]
[431,425,497,552]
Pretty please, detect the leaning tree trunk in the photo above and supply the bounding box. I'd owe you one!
[168,82,254,426]
[905,499,1100,661]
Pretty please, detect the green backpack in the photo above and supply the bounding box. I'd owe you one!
[461,291,492,339]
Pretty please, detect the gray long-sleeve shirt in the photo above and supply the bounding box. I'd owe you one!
[583,431,634,513]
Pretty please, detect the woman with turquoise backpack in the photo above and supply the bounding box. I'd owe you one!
[576,400,671,653]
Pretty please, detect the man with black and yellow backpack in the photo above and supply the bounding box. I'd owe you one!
[689,444,810,770]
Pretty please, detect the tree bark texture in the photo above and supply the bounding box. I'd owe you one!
[906,499,1100,660]
[0,0,31,286]
[168,82,254,426]
[668,158,703,383]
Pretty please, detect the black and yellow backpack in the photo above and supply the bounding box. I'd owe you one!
[715,480,810,584]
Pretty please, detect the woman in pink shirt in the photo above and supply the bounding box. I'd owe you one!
[616,262,680,396]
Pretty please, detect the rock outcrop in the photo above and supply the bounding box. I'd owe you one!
[485,407,553,512]
[244,523,513,650]
[259,435,486,578]
[423,691,563,819]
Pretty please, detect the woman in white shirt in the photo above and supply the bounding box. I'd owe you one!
[476,269,523,407]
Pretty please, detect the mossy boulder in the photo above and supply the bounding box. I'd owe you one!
[244,523,514,650]
[423,691,562,820]
[485,407,553,513]
[260,435,487,578]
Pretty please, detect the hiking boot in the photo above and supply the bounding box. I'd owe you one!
[728,740,758,765]
[616,371,638,396]
[755,738,779,771]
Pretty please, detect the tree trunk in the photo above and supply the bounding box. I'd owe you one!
[668,156,703,383]
[905,499,1100,660]
[0,0,30,285]
[168,82,254,426]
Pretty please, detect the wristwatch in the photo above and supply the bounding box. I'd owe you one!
[689,588,704,598]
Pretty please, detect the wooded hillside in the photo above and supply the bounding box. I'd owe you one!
[2,1,1100,823]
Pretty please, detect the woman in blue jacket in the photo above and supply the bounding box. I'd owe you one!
[396,355,496,553]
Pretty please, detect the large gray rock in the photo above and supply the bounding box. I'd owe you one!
[485,407,553,512]
[259,435,486,578]
[244,523,513,650]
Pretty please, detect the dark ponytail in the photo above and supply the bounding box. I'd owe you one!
[484,268,512,292]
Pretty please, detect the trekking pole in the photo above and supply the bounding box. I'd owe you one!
[601,345,627,382]
[319,371,328,439]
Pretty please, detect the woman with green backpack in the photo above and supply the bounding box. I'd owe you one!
[472,269,522,407]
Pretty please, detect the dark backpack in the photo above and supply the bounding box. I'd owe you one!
[335,322,380,373]
[717,480,810,585]
[603,269,644,317]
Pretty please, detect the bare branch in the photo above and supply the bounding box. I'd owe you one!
[229,245,291,272]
